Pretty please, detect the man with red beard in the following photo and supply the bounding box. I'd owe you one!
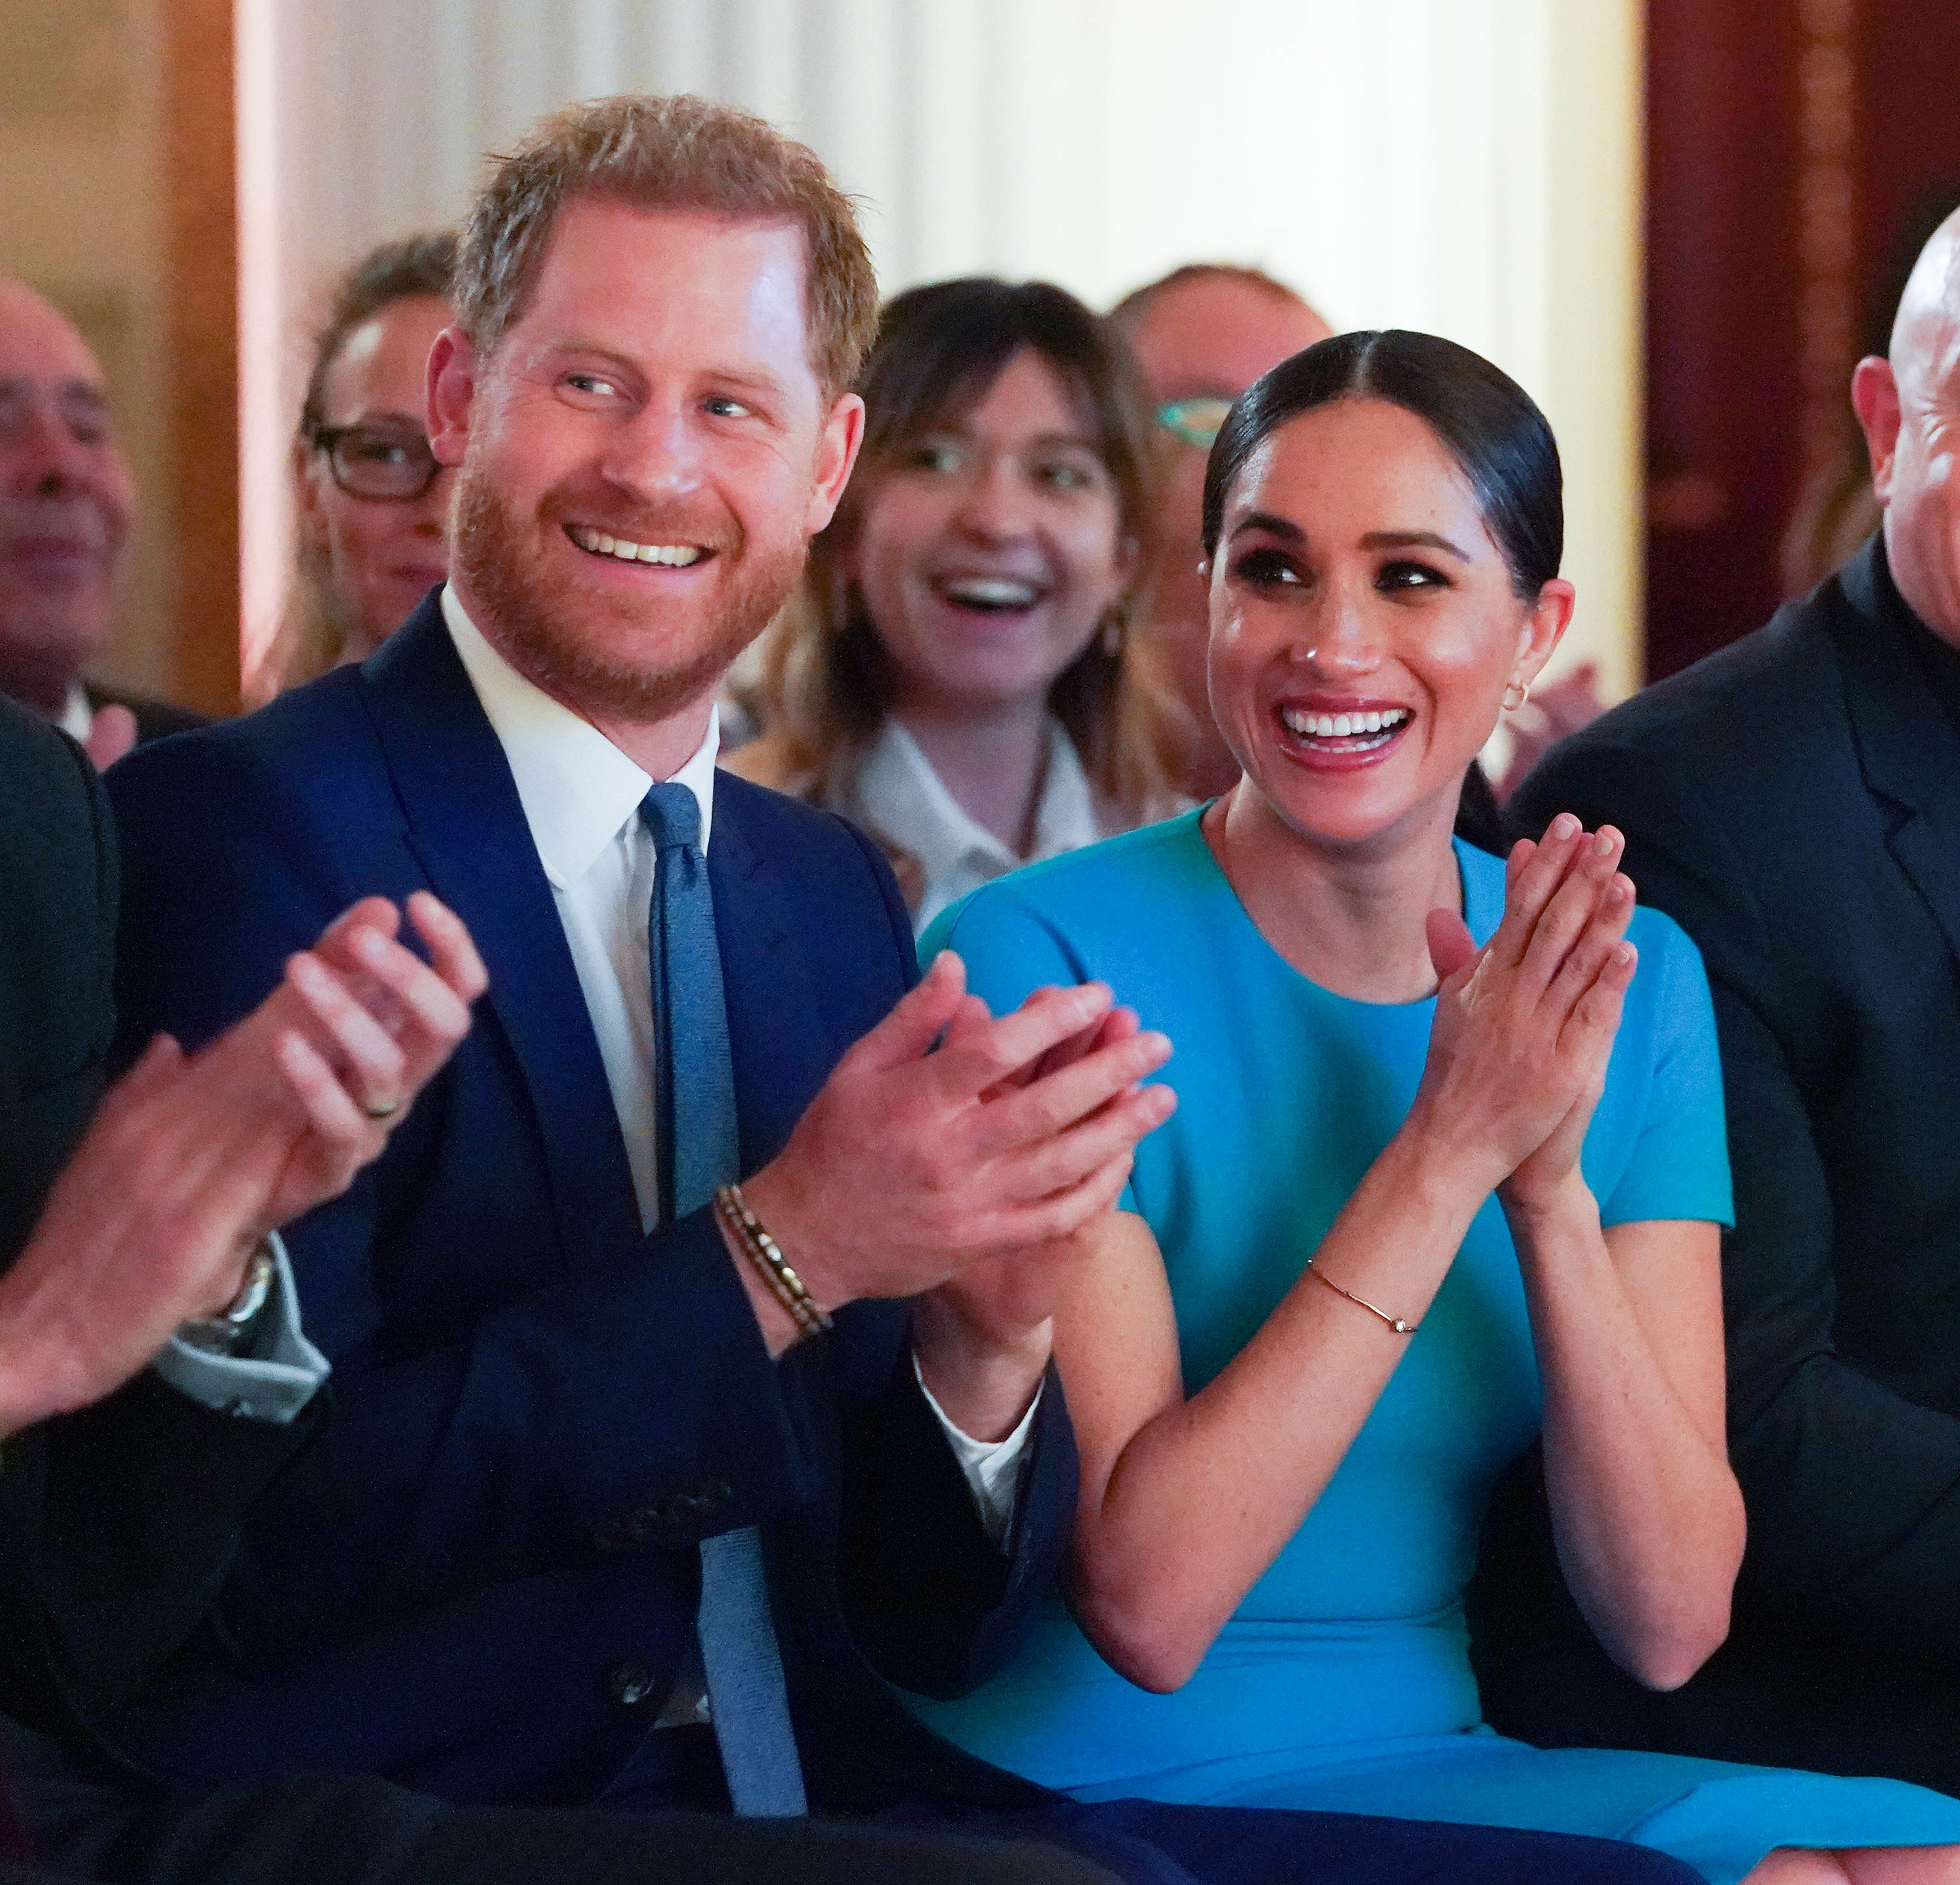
[93,95,1701,1885]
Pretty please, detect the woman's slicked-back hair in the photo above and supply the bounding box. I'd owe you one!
[1201,329,1563,600]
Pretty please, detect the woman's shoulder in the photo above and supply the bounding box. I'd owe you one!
[926,807,1212,959]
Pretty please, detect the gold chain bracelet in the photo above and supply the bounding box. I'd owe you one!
[1305,1258,1419,1336]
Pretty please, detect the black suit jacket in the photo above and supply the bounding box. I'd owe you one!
[82,682,208,747]
[1477,536,1960,1767]
[0,697,319,1754]
[98,595,1072,1816]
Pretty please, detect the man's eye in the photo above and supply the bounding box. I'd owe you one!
[565,373,619,398]
[1231,548,1304,587]
[908,442,964,474]
[704,395,752,419]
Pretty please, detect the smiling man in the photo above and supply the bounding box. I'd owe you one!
[95,97,1701,1885]
[0,279,204,764]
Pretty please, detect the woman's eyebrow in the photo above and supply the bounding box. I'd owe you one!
[1361,529,1471,562]
[1226,511,1304,544]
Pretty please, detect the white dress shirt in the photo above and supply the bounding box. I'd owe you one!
[154,1236,329,1423]
[440,588,1036,1538]
[846,718,1122,936]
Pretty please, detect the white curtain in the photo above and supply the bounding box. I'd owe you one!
[237,0,1642,696]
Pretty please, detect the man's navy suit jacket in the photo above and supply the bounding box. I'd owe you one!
[98,595,1073,1815]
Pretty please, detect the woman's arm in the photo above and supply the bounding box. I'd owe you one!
[1056,1138,1495,1692]
[1053,819,1642,1692]
[1510,1196,1742,1689]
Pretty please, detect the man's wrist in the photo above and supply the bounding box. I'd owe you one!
[714,1197,806,1360]
[911,1293,1052,1444]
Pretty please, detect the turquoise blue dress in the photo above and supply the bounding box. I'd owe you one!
[911,809,1960,1885]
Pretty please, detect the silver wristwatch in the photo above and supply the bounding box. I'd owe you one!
[175,1243,277,1356]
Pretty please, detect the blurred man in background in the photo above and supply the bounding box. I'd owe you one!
[1109,264,1329,799]
[0,279,204,770]
[1484,204,1960,1799]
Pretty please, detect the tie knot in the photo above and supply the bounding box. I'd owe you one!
[641,780,702,854]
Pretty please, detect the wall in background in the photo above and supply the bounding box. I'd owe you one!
[238,0,1643,701]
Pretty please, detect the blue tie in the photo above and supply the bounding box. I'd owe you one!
[642,781,808,1818]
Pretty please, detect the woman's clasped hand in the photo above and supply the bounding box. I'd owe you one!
[1413,812,1637,1207]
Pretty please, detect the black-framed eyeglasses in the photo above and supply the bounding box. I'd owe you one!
[311,423,444,501]
[1156,397,1235,451]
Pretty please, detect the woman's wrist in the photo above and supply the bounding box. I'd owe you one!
[1388,1104,1514,1209]
[1498,1166,1598,1241]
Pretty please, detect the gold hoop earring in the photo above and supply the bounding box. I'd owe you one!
[1502,680,1531,713]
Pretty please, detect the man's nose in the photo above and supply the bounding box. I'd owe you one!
[7,401,95,497]
[602,404,704,498]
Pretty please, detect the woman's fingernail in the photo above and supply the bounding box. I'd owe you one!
[1593,831,1615,857]
[1551,813,1579,840]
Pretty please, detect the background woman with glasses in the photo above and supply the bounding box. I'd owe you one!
[257,233,455,699]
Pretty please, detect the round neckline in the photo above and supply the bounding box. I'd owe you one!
[1178,803,1499,1014]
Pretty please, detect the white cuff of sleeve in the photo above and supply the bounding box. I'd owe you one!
[152,1234,331,1425]
[912,1349,1043,1549]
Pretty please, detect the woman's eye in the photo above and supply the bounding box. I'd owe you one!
[908,442,964,474]
[1378,559,1448,592]
[1037,459,1097,492]
[351,440,412,466]
[1231,547,1305,588]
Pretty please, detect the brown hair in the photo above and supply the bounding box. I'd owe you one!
[256,233,457,701]
[453,93,877,400]
[741,277,1175,830]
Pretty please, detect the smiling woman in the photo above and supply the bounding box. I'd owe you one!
[903,331,1960,1885]
[728,277,1183,930]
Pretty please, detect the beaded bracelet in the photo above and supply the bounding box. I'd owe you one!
[1304,1257,1420,1336]
[715,1184,834,1337]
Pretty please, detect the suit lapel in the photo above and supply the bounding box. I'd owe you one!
[710,783,830,1176]
[358,600,644,1273]
[1835,538,1960,972]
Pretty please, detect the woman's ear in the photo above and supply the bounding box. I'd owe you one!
[1512,576,1576,693]
[293,441,330,555]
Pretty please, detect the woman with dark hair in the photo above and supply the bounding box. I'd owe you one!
[254,233,457,700]
[906,332,1960,1881]
[729,278,1179,928]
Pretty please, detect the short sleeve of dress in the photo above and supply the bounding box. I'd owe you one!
[919,883,1098,1017]
[1597,913,1735,1229]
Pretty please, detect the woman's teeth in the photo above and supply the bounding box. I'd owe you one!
[570,527,703,566]
[1280,706,1411,741]
[941,577,1041,610]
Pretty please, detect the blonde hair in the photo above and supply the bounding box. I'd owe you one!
[454,93,877,400]
[738,278,1176,833]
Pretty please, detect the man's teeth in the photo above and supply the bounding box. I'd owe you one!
[1280,707,1412,739]
[943,577,1041,608]
[571,527,704,566]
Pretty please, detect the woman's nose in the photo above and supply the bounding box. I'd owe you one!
[953,457,1032,541]
[1293,590,1383,675]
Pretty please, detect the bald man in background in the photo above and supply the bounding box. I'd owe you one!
[1477,208,1960,1796]
[0,279,204,769]
[1109,266,1330,799]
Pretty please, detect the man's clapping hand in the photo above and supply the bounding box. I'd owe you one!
[0,891,486,1435]
[734,952,1175,1362]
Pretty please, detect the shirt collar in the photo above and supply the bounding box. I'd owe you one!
[440,584,719,887]
[59,685,93,744]
[852,717,1101,889]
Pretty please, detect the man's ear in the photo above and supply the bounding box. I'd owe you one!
[1851,355,1902,503]
[427,326,478,468]
[805,391,866,536]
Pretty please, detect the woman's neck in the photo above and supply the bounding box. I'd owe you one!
[891,695,1053,858]
[1205,785,1465,1004]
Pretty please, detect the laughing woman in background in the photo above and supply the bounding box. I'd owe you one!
[729,278,1182,929]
